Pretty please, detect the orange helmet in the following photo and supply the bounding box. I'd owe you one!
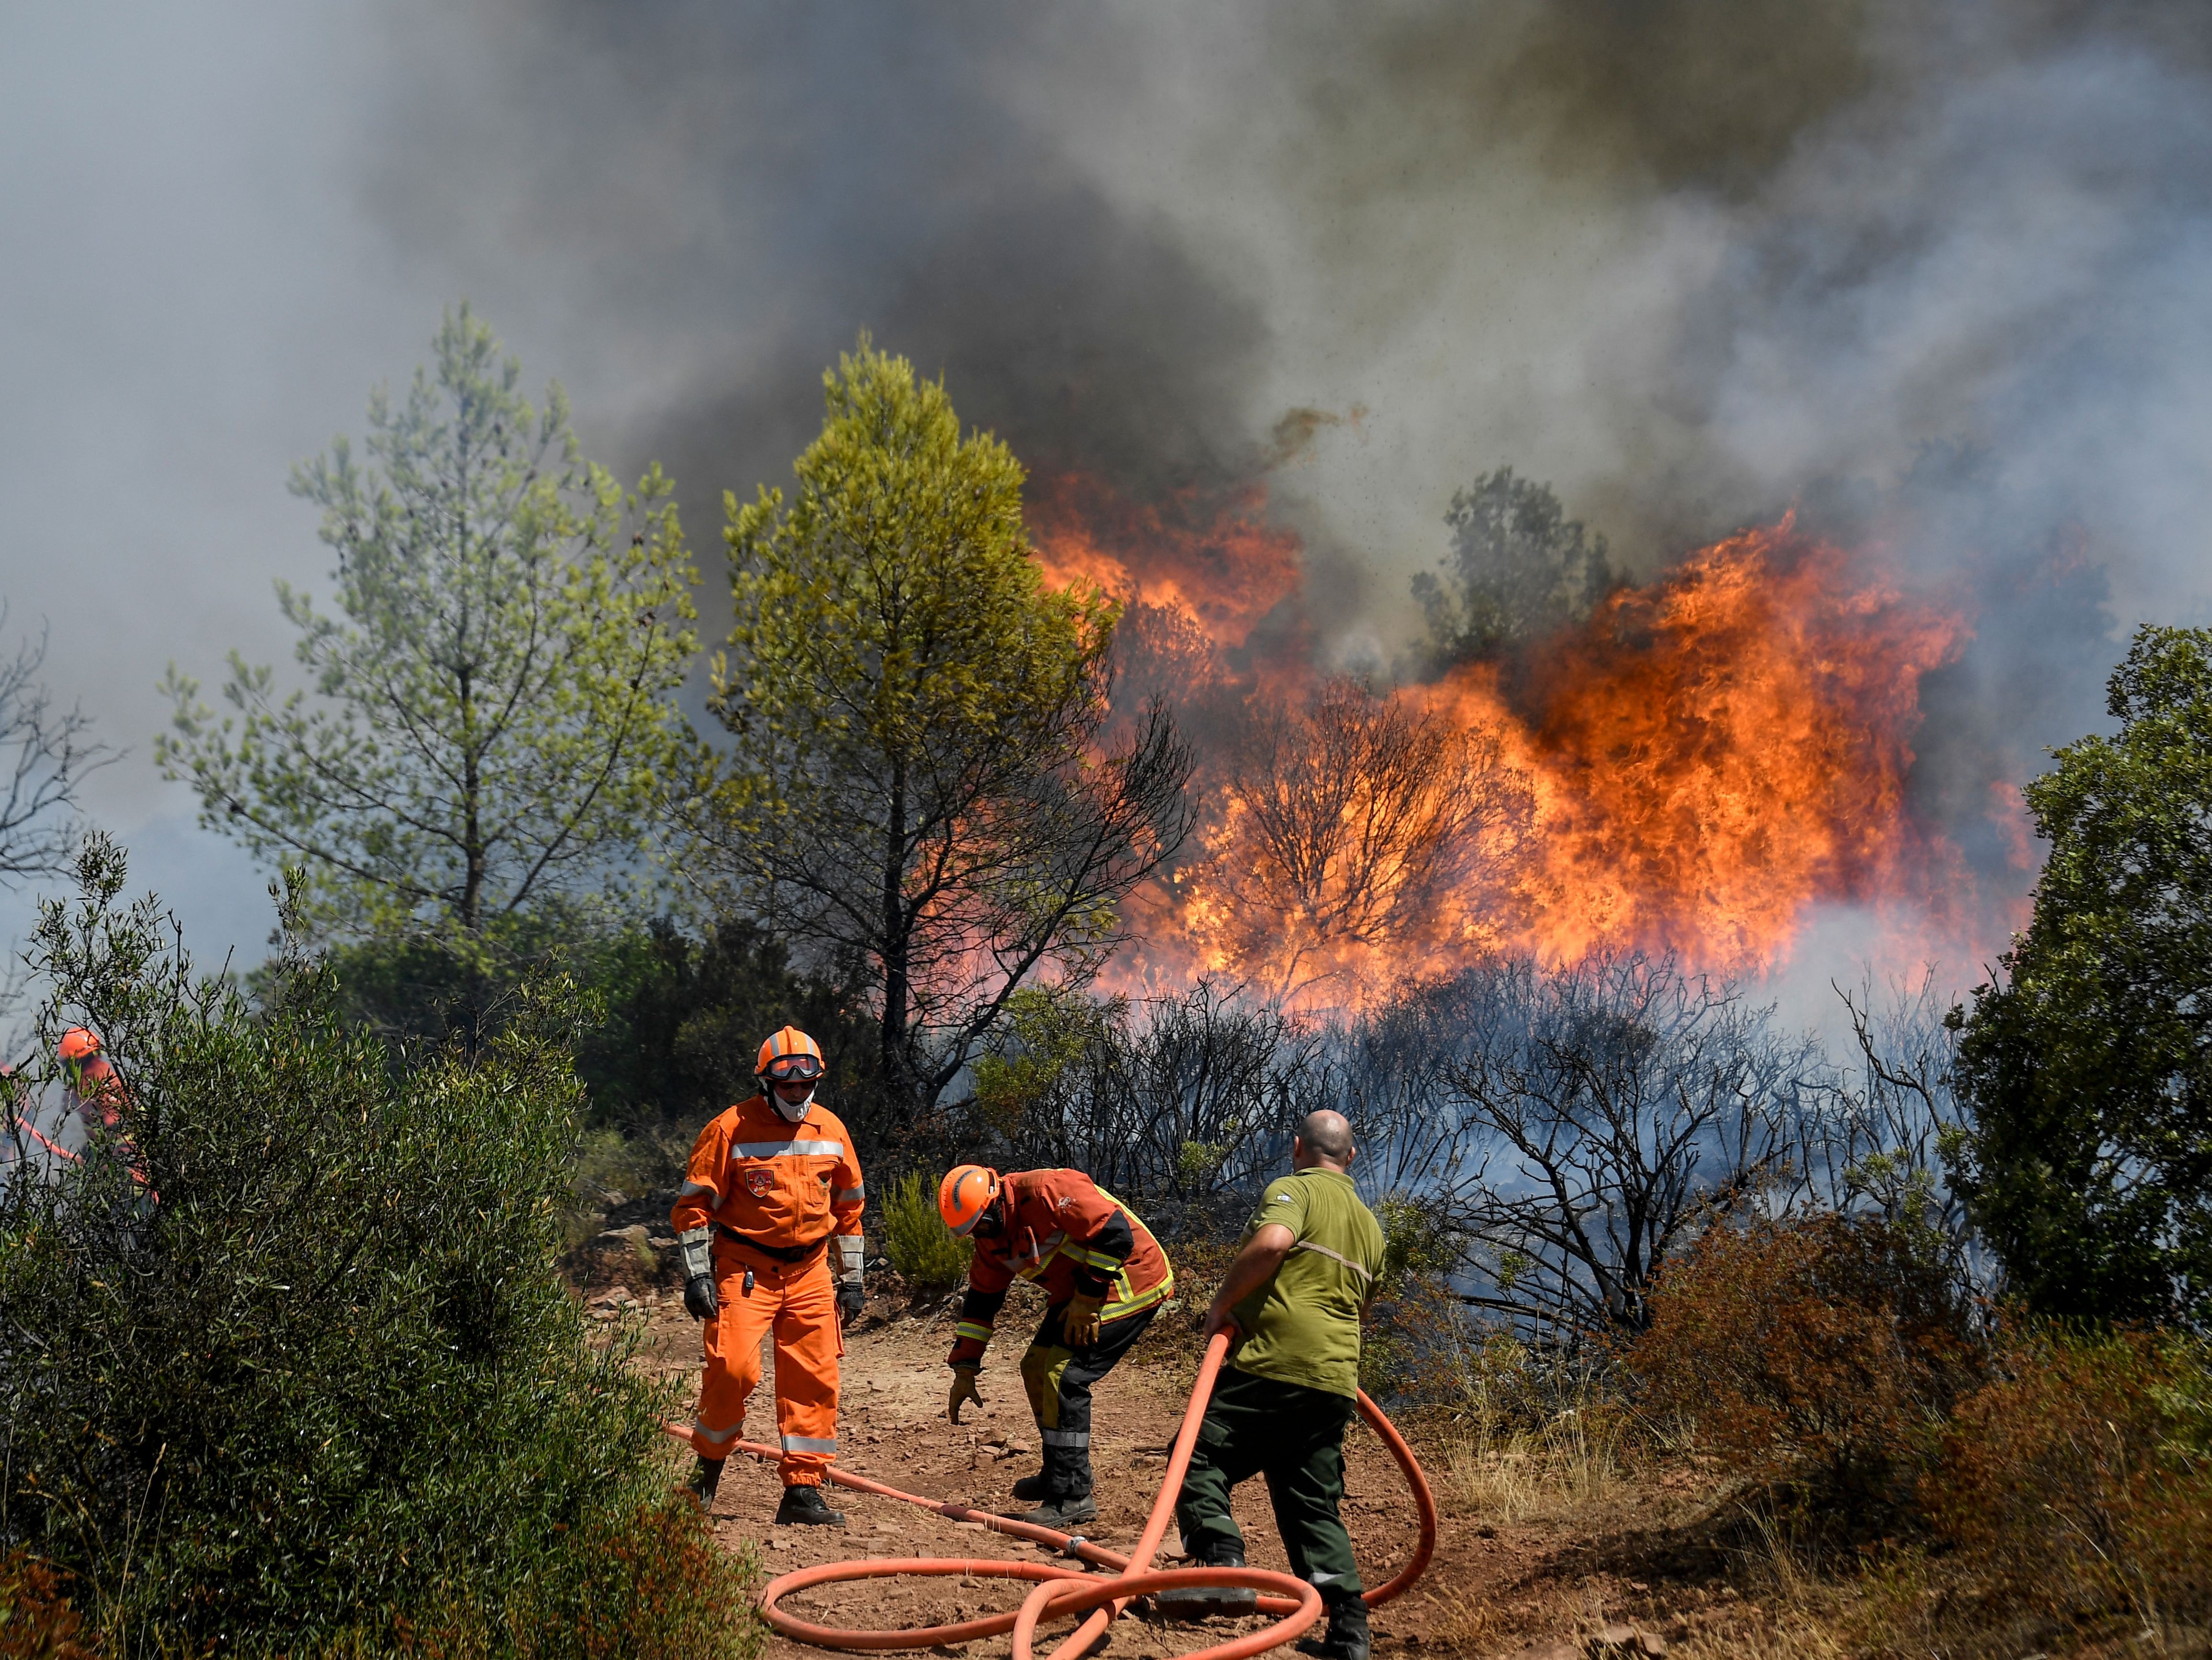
[755,1025,824,1085]
[58,1027,101,1064]
[938,1164,1001,1236]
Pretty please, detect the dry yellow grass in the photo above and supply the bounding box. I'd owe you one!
[1447,1406,1630,1525]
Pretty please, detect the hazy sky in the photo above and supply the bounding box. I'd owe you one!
[5,1,2210,984]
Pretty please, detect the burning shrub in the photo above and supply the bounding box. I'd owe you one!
[1928,1326,2212,1625]
[0,840,756,1657]
[1209,677,1533,994]
[1629,1212,1981,1513]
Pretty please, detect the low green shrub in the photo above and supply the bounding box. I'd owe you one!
[0,840,760,1658]
[882,1169,971,1291]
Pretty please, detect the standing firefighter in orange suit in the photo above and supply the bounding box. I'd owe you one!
[673,1027,866,1526]
[939,1165,1174,1527]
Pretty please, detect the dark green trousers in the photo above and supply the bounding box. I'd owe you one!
[1173,1366,1362,1596]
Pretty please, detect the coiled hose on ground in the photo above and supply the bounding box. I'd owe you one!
[666,1332,1436,1660]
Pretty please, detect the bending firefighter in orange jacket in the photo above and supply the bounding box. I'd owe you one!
[672,1027,865,1527]
[940,1165,1174,1528]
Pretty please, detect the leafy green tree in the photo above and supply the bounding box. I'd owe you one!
[1949,625,2212,1325]
[1412,467,1614,670]
[156,306,698,948]
[699,339,1192,1119]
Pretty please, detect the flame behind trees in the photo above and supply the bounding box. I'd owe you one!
[1042,481,1968,1002]
[699,341,1195,1118]
[1205,680,1533,996]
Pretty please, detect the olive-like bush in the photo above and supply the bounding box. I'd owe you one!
[880,1170,971,1292]
[0,839,758,1657]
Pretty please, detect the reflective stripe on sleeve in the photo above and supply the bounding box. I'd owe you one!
[781,1434,838,1454]
[1041,1428,1089,1448]
[731,1140,845,1158]
[833,1186,865,1202]
[1100,1278,1173,1322]
[677,1179,717,1197]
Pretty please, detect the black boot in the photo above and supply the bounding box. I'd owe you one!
[1155,1537,1258,1619]
[1012,1470,1050,1503]
[1295,1592,1370,1660]
[774,1483,845,1526]
[685,1456,724,1509]
[1018,1491,1097,1528]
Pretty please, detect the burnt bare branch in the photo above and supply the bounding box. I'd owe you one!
[0,611,115,885]
[1213,677,1532,996]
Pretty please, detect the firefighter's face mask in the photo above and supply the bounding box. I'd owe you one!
[763,1055,823,1122]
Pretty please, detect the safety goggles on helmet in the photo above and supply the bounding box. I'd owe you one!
[762,1052,824,1084]
[755,1025,824,1084]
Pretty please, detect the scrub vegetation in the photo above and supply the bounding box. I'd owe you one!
[0,838,759,1659]
[879,1170,973,1293]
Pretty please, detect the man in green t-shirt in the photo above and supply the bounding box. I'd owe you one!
[1160,1109,1386,1660]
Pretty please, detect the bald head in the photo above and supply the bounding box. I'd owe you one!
[1292,1110,1354,1170]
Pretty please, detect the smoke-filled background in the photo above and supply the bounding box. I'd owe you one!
[4,1,2210,1023]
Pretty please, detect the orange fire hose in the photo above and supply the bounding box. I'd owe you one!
[664,1332,1437,1660]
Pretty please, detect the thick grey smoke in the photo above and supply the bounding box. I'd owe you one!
[3,0,2209,982]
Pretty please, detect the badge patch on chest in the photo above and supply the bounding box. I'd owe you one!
[743,1166,775,1197]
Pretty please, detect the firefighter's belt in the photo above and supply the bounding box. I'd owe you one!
[713,1224,827,1266]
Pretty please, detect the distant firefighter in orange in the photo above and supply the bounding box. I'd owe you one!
[57,1027,153,1198]
[672,1026,865,1526]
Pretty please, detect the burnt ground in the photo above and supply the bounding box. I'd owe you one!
[580,1246,1797,1660]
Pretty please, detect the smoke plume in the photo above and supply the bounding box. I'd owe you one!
[8,1,2211,983]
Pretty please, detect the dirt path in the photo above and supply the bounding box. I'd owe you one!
[581,1261,1774,1660]
[603,1274,1568,1660]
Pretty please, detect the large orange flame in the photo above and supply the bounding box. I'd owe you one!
[1033,479,1990,1007]
[1029,472,1302,652]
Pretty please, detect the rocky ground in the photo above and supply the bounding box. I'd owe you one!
[576,1219,1788,1660]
